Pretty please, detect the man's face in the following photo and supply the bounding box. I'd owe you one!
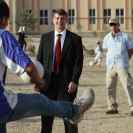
[53,13,68,32]
[109,23,120,34]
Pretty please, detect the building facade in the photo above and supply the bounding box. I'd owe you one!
[5,0,133,34]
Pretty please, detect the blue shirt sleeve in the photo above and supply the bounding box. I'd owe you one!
[1,30,32,74]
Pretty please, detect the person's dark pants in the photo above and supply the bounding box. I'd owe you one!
[0,124,6,133]
[19,42,24,50]
[41,116,78,133]
[41,72,78,133]
[63,119,78,133]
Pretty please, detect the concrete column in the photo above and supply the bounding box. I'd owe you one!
[101,0,104,30]
[75,0,78,31]
[48,0,53,31]
[129,0,132,32]
[12,0,17,34]
[87,0,90,30]
[66,0,69,29]
[95,0,98,30]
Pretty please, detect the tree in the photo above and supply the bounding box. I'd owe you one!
[16,10,37,31]
[77,22,82,34]
[16,0,37,32]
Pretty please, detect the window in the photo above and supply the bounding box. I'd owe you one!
[40,10,48,25]
[27,10,32,13]
[89,9,95,24]
[116,9,124,24]
[103,9,111,24]
[68,9,75,24]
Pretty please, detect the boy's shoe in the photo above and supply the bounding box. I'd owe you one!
[69,89,95,124]
[105,109,118,114]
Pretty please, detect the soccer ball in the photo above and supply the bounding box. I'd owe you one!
[89,61,94,66]
[20,58,44,83]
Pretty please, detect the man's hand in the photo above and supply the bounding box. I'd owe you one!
[34,79,45,92]
[128,48,133,59]
[68,82,77,93]
[25,63,45,92]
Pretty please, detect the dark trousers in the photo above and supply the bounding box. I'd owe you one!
[41,116,78,133]
[41,73,78,133]
[0,124,6,133]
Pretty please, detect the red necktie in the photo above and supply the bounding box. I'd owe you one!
[54,34,61,74]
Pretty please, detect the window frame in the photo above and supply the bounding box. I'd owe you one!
[40,10,48,25]
[116,8,124,24]
[103,9,111,24]
[68,9,75,25]
[89,9,96,24]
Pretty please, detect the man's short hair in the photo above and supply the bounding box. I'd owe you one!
[53,9,68,16]
[0,0,9,18]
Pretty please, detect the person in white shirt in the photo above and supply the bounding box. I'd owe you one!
[94,41,103,67]
[103,17,133,115]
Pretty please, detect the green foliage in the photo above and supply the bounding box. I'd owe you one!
[77,22,82,33]
[16,10,37,31]
[87,49,95,56]
[82,45,95,57]
[91,31,97,37]
[16,0,37,31]
[131,21,133,36]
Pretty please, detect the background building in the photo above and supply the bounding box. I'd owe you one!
[5,0,133,35]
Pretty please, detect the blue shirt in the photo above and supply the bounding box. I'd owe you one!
[0,29,32,119]
[103,30,133,68]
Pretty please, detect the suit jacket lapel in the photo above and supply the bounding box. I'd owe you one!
[61,30,71,61]
[49,31,54,57]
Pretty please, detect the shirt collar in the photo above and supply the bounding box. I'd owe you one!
[55,29,66,37]
[111,29,122,37]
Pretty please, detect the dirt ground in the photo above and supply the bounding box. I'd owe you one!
[6,52,133,133]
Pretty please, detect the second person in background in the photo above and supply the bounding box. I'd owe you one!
[37,9,83,133]
[18,26,27,51]
[103,17,133,115]
[94,40,103,67]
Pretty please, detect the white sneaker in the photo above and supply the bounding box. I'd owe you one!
[69,89,95,124]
